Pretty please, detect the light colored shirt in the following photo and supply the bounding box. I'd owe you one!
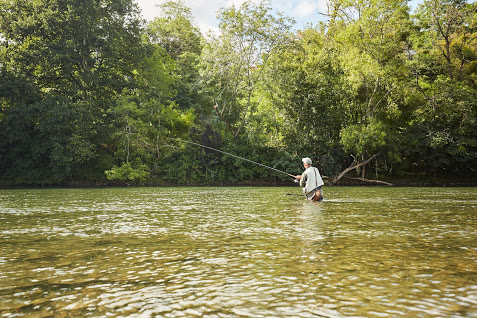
[300,166,324,194]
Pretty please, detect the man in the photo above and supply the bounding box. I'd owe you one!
[295,157,324,201]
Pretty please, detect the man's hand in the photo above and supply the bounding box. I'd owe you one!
[295,175,302,180]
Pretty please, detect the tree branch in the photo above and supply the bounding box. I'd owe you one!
[343,176,393,186]
[329,151,383,185]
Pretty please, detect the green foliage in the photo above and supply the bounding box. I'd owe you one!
[0,95,96,184]
[404,0,477,174]
[146,1,208,113]
[147,0,202,58]
[105,159,150,183]
[201,0,294,139]
[408,76,477,172]
[265,28,350,176]
[340,120,387,156]
[0,0,147,184]
[106,89,195,184]
[0,0,476,185]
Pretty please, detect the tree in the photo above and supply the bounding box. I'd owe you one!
[147,0,202,59]
[201,0,294,139]
[324,0,413,184]
[0,0,145,184]
[266,28,348,176]
[406,0,477,177]
[104,38,196,183]
[147,1,208,112]
[414,0,475,81]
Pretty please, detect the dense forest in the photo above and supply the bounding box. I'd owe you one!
[0,0,476,186]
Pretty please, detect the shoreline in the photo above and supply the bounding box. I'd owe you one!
[1,177,476,189]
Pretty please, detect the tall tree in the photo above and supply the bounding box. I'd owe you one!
[414,0,475,80]
[147,0,202,59]
[406,0,477,176]
[201,0,294,139]
[147,1,208,113]
[0,0,145,184]
[266,28,348,176]
[325,0,413,184]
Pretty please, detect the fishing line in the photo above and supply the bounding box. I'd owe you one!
[168,137,297,179]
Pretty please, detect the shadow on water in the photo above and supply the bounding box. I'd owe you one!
[0,187,476,317]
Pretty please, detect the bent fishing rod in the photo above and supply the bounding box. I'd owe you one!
[168,137,297,180]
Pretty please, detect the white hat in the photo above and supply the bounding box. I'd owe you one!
[302,157,312,165]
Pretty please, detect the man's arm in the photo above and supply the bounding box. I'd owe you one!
[299,171,307,187]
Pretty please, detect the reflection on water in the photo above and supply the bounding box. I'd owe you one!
[1,187,476,317]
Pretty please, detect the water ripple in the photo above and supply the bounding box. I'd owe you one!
[0,187,476,317]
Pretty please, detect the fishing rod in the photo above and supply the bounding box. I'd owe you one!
[168,137,298,180]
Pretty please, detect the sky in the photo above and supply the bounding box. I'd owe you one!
[135,0,423,35]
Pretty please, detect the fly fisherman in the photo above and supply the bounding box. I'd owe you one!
[295,157,324,201]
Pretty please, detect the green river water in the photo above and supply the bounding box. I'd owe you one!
[0,186,476,317]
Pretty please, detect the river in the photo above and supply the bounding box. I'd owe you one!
[1,186,476,317]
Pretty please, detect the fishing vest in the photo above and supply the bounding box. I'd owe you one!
[302,166,324,194]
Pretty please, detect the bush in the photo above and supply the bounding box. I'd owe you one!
[105,160,150,183]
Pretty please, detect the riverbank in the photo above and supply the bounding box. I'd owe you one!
[1,175,476,188]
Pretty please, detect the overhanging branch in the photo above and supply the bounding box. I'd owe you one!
[329,151,388,185]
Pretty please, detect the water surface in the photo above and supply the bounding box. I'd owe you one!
[1,187,476,317]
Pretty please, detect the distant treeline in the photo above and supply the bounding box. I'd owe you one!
[0,0,476,186]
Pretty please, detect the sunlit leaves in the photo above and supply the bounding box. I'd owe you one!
[201,0,294,138]
[340,120,387,156]
[324,0,413,173]
[147,0,202,59]
[407,0,477,172]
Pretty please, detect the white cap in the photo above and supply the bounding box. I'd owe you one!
[302,157,312,165]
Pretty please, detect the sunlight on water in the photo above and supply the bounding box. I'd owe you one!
[0,187,476,317]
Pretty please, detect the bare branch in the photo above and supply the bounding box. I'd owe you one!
[329,152,383,185]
